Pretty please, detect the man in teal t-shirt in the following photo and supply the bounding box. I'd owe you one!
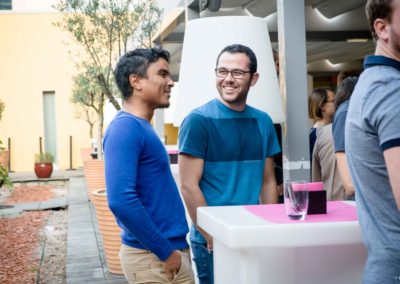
[178,44,280,284]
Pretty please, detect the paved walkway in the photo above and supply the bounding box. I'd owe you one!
[5,170,127,284]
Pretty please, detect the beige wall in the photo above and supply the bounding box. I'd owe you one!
[0,13,92,171]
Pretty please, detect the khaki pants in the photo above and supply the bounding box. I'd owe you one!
[119,244,195,284]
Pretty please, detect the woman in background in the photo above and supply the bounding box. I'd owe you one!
[308,87,335,160]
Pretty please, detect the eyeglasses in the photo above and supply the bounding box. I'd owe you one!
[215,68,251,79]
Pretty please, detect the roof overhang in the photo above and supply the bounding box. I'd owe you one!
[152,7,185,44]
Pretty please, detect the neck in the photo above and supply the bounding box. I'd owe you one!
[375,42,400,62]
[123,96,154,121]
[217,97,246,112]
[314,117,330,127]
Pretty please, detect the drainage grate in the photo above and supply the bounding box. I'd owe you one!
[0,205,14,210]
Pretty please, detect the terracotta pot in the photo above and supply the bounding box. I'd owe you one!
[83,159,105,200]
[0,150,10,170]
[34,162,53,178]
[80,147,93,163]
[92,189,123,275]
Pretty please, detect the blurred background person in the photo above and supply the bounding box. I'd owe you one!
[272,48,284,202]
[308,87,335,161]
[332,77,358,200]
[312,122,346,200]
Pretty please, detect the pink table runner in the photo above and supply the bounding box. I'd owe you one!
[244,201,357,224]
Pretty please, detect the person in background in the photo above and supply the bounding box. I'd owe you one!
[312,122,346,200]
[179,44,280,284]
[272,47,284,202]
[332,77,358,199]
[104,48,194,284]
[308,87,335,161]
[346,0,400,282]
[336,70,360,86]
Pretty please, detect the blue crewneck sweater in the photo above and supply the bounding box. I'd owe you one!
[103,111,189,261]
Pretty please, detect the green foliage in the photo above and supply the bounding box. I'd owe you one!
[0,165,13,190]
[54,0,162,159]
[54,0,162,111]
[70,66,105,139]
[0,139,5,151]
[0,99,4,121]
[34,152,54,164]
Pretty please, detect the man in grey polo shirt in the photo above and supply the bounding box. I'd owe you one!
[345,0,400,283]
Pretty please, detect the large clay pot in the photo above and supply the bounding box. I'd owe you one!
[83,159,105,201]
[80,147,93,163]
[34,162,53,178]
[92,189,123,275]
[0,150,10,170]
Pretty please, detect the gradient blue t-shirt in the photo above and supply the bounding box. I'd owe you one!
[179,99,280,242]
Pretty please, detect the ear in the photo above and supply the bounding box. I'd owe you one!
[250,72,259,86]
[374,18,389,41]
[129,74,141,90]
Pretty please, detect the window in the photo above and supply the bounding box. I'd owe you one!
[0,0,12,10]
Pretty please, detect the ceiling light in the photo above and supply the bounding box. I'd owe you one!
[346,38,369,43]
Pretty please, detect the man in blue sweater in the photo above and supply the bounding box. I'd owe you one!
[104,48,194,284]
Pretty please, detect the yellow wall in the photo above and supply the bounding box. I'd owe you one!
[164,123,178,145]
[0,13,92,171]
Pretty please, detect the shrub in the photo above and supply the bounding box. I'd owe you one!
[34,152,54,163]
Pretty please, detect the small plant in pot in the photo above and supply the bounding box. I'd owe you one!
[34,152,54,179]
[0,164,12,189]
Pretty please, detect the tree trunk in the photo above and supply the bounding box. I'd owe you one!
[97,104,104,160]
[97,74,121,111]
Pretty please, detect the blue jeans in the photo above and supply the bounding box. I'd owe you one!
[190,240,214,284]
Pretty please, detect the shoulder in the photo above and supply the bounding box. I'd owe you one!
[354,71,400,115]
[104,112,147,144]
[336,100,349,114]
[317,124,332,136]
[247,105,273,124]
[181,100,217,127]
[333,102,349,126]
[109,112,146,132]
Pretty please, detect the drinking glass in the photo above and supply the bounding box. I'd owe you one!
[284,181,309,220]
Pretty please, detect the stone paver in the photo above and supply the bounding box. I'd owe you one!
[67,174,127,284]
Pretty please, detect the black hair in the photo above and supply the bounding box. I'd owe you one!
[114,48,170,99]
[216,44,257,74]
[334,77,358,109]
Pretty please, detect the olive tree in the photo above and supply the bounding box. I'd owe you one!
[54,0,162,158]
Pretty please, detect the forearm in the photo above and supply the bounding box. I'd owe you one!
[107,189,174,260]
[260,181,278,204]
[179,154,212,242]
[180,182,212,239]
[260,157,279,204]
[383,147,400,209]
[336,153,355,197]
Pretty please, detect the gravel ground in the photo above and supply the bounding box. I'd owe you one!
[0,185,68,284]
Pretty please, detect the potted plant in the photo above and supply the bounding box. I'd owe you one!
[0,139,10,170]
[0,164,12,189]
[34,152,54,178]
